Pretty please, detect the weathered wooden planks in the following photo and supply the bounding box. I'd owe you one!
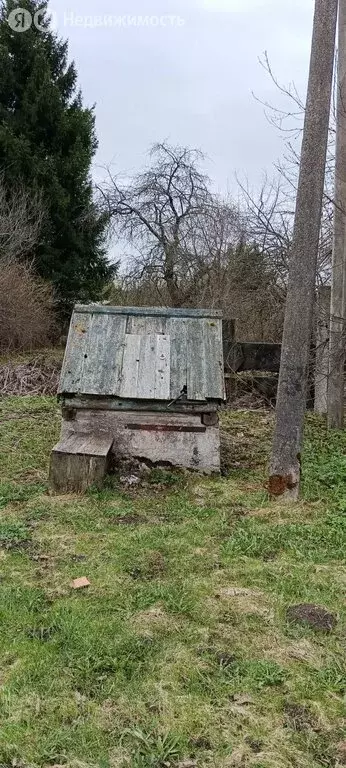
[118,333,141,398]
[126,315,167,335]
[204,319,225,400]
[154,334,170,399]
[49,433,113,493]
[59,306,225,402]
[169,317,188,399]
[74,305,223,319]
[81,314,127,395]
[61,396,219,413]
[58,312,128,396]
[187,318,208,401]
[58,312,91,394]
[119,334,170,400]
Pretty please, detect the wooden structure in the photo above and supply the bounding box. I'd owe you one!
[50,305,225,492]
[315,286,331,415]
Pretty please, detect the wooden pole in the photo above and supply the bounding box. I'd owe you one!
[328,0,346,429]
[269,0,338,500]
[315,285,331,414]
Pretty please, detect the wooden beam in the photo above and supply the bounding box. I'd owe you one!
[60,396,220,413]
[74,305,224,319]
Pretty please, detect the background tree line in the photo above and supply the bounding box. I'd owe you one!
[0,0,330,351]
[0,0,114,349]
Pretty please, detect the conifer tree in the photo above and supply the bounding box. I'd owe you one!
[0,0,114,312]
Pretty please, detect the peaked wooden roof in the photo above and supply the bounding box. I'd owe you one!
[59,305,225,402]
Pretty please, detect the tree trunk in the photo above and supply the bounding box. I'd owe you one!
[164,244,181,307]
[328,0,346,429]
[315,285,331,414]
[269,0,338,500]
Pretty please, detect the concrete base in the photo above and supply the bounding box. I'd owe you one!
[60,409,220,473]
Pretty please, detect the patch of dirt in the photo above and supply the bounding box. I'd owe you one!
[0,537,33,553]
[131,604,176,636]
[216,587,263,599]
[221,746,247,767]
[132,604,166,624]
[189,736,213,751]
[279,639,324,668]
[284,702,320,733]
[213,587,272,621]
[111,514,147,526]
[215,651,237,668]
[231,693,254,705]
[127,551,166,581]
[244,737,263,753]
[30,553,52,562]
[286,604,337,633]
[336,741,346,765]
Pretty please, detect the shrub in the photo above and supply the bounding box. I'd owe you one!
[0,257,55,351]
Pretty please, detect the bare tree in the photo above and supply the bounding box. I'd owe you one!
[269,0,338,500]
[101,143,284,339]
[185,199,284,340]
[0,178,55,350]
[0,179,44,262]
[0,257,55,350]
[248,48,336,290]
[239,177,292,295]
[99,142,217,306]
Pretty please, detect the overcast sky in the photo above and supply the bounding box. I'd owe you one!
[53,0,314,194]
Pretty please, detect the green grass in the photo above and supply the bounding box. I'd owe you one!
[0,397,345,767]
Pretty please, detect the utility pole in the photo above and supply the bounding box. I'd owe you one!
[315,285,331,414]
[328,0,346,429]
[269,0,338,501]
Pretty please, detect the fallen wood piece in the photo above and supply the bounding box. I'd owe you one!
[49,433,113,494]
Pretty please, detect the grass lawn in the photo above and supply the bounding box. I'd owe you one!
[0,396,345,768]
